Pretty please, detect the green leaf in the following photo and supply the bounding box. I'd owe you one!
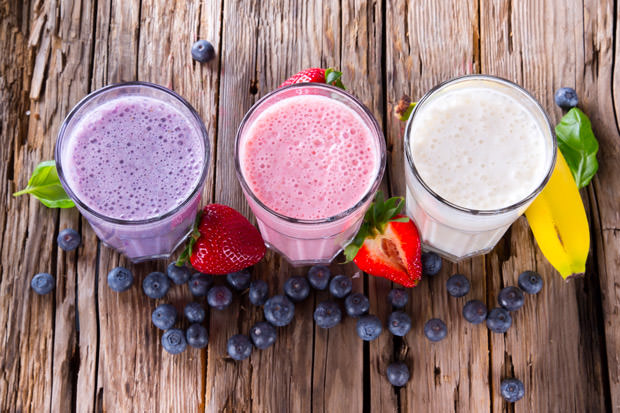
[176,210,203,266]
[13,160,75,208]
[324,68,346,90]
[555,107,599,189]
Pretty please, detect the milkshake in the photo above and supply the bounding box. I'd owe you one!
[404,75,556,261]
[236,84,385,265]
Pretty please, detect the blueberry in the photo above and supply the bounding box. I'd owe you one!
[207,286,233,310]
[152,304,177,330]
[188,273,213,297]
[498,286,524,311]
[31,273,55,295]
[191,40,216,63]
[186,324,209,348]
[386,362,410,387]
[307,265,331,290]
[344,293,370,317]
[446,274,470,297]
[314,301,342,329]
[388,311,412,337]
[518,271,543,295]
[167,262,191,285]
[249,279,269,305]
[142,272,170,299]
[388,288,409,308]
[57,228,81,251]
[284,276,310,302]
[424,318,447,342]
[486,308,512,333]
[329,274,352,298]
[500,378,525,403]
[227,334,252,360]
[250,321,277,350]
[161,328,187,354]
[107,267,134,292]
[422,252,442,276]
[462,300,488,324]
[226,270,251,291]
[356,315,382,341]
[264,295,295,327]
[554,87,578,110]
[184,302,206,323]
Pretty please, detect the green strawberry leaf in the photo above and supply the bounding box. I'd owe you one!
[176,210,203,267]
[325,68,345,90]
[13,160,75,208]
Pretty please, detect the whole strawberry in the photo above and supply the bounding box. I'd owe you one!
[279,67,345,89]
[344,192,422,287]
[177,204,266,274]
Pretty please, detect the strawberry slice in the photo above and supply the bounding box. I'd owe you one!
[177,204,266,275]
[344,192,422,287]
[279,67,345,89]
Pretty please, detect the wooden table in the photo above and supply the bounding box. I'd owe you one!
[1,0,619,411]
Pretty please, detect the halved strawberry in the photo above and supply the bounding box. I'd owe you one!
[279,67,345,89]
[344,193,422,287]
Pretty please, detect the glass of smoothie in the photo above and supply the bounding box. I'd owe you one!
[404,75,556,262]
[235,84,386,265]
[55,82,209,262]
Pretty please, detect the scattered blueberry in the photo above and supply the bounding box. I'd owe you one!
[500,378,525,403]
[161,329,187,354]
[424,318,447,342]
[314,301,342,329]
[307,265,331,290]
[388,311,412,337]
[486,308,512,333]
[554,87,578,110]
[250,321,277,350]
[227,334,252,360]
[186,324,209,349]
[421,252,442,276]
[446,274,470,297]
[191,40,216,63]
[344,293,370,317]
[462,300,488,324]
[329,274,352,298]
[142,272,171,299]
[249,280,269,306]
[184,302,206,323]
[207,286,233,310]
[57,228,81,251]
[356,315,383,341]
[386,362,410,387]
[264,295,295,327]
[518,271,543,295]
[284,276,310,302]
[31,273,55,295]
[226,270,251,291]
[388,288,409,308]
[167,262,191,285]
[152,304,177,330]
[107,267,134,292]
[188,273,213,297]
[498,286,525,311]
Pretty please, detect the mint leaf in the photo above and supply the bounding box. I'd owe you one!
[555,108,599,188]
[13,160,75,208]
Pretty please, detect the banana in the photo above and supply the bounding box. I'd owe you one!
[525,151,590,278]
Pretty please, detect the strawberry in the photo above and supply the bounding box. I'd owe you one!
[177,204,266,275]
[279,67,345,89]
[344,192,422,287]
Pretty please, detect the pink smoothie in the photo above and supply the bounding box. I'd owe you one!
[239,94,379,220]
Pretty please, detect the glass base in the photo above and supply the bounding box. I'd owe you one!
[422,243,495,264]
[100,227,192,263]
[264,241,344,267]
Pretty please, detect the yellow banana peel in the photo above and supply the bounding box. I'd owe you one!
[525,152,589,279]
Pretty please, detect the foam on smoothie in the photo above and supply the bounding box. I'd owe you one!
[410,87,547,210]
[240,94,379,220]
[62,95,204,220]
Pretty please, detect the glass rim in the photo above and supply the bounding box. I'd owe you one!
[54,81,210,226]
[235,83,386,225]
[404,74,557,216]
